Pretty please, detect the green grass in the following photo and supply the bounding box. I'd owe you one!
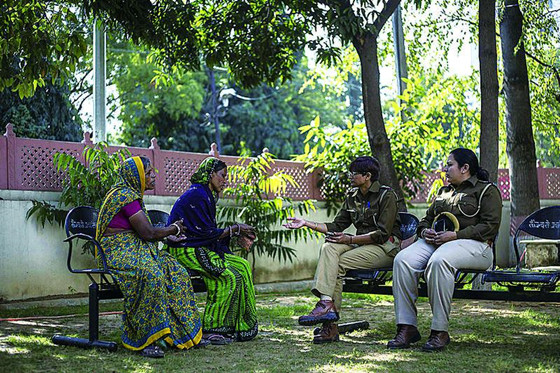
[1,291,559,372]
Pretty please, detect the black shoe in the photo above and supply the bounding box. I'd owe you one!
[298,300,339,326]
[422,330,450,352]
[387,324,421,349]
[313,323,340,344]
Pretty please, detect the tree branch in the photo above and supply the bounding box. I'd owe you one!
[373,0,401,33]
[524,50,560,93]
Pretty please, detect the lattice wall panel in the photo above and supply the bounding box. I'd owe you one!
[163,157,202,195]
[498,169,510,201]
[545,170,560,199]
[271,166,312,200]
[17,145,81,191]
[409,172,441,203]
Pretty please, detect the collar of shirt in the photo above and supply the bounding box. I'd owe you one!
[350,180,381,198]
[447,175,480,192]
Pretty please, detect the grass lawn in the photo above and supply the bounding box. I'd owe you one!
[1,291,559,372]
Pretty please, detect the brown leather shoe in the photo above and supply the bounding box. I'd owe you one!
[422,330,450,352]
[387,324,421,349]
[313,322,340,344]
[298,300,339,326]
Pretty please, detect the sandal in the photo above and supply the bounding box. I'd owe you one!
[203,333,234,345]
[195,338,211,348]
[140,344,165,358]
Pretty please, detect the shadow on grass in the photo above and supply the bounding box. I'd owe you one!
[1,292,559,372]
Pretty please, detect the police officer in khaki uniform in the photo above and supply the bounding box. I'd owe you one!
[285,156,402,343]
[388,148,502,352]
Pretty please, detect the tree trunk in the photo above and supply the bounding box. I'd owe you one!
[500,0,540,264]
[478,0,499,184]
[475,2,498,289]
[354,31,404,210]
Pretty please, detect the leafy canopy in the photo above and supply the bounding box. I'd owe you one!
[1,0,89,98]
[219,151,317,268]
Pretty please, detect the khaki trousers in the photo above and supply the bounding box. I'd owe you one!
[312,240,398,312]
[393,239,493,331]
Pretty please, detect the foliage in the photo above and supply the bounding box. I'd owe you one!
[0,80,84,141]
[295,68,484,210]
[218,151,317,269]
[26,143,130,226]
[112,50,209,151]
[294,118,370,214]
[387,73,481,166]
[218,56,348,158]
[83,0,309,88]
[1,0,89,98]
[520,1,560,166]
[112,45,349,157]
[401,0,560,168]
[295,116,428,212]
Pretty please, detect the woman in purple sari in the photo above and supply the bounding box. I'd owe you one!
[166,157,258,342]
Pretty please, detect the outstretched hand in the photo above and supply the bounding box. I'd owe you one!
[283,217,305,229]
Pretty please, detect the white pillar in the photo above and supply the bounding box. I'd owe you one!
[93,19,107,143]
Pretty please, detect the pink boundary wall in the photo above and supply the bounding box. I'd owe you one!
[1,124,559,202]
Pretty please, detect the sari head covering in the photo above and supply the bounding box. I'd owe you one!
[96,156,149,240]
[190,157,226,187]
[167,157,231,258]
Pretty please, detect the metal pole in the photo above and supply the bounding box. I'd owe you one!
[93,19,107,143]
[392,6,408,102]
[209,69,221,152]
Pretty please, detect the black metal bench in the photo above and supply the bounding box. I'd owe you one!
[342,212,420,294]
[52,206,206,351]
[342,206,560,303]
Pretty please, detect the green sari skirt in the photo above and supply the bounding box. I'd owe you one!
[100,233,203,350]
[167,246,258,341]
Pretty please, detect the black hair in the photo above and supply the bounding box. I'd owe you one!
[449,148,489,181]
[139,156,151,171]
[349,156,380,181]
[213,159,227,173]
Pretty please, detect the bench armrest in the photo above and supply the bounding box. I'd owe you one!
[518,239,560,245]
[63,234,110,275]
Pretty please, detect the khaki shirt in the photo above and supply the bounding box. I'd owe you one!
[418,175,502,242]
[325,181,402,244]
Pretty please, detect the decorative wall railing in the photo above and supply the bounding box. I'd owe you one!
[0,124,321,200]
[2,124,560,202]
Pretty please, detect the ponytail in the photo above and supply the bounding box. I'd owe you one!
[476,168,489,181]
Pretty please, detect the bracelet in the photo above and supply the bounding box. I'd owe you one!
[171,222,181,236]
[229,224,240,238]
[420,228,427,239]
[350,236,353,244]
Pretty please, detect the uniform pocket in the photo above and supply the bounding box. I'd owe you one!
[363,208,376,225]
[458,194,478,216]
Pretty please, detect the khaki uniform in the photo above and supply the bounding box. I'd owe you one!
[393,175,502,331]
[314,181,402,312]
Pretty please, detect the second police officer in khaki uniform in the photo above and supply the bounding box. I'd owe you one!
[285,156,402,343]
[388,148,502,352]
